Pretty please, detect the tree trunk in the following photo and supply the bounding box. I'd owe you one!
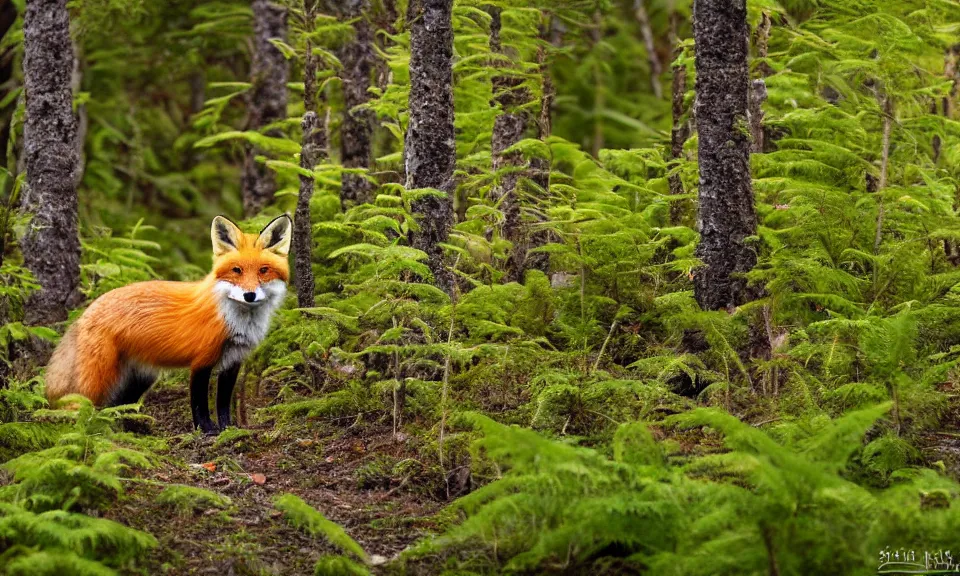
[292,3,324,308]
[338,0,375,209]
[0,0,17,165]
[294,112,321,307]
[488,6,530,282]
[72,38,87,188]
[748,79,767,153]
[668,8,688,225]
[404,0,456,296]
[945,45,960,119]
[241,0,288,217]
[590,9,605,157]
[692,0,757,311]
[633,0,662,99]
[749,12,771,153]
[521,17,556,279]
[21,0,81,326]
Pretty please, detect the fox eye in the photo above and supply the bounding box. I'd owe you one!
[259,266,269,274]
[232,267,242,274]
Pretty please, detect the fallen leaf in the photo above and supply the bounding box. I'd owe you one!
[250,473,267,485]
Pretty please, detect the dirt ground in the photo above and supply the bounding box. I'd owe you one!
[105,377,447,575]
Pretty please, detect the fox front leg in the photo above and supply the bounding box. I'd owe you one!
[190,366,217,434]
[216,364,240,430]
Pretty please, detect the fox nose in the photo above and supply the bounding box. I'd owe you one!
[243,292,257,303]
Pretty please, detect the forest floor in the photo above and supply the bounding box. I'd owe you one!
[104,376,447,576]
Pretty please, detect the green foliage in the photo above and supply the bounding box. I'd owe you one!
[0,399,154,512]
[0,503,157,575]
[156,485,233,516]
[313,555,371,576]
[273,493,367,561]
[212,426,253,450]
[409,405,960,574]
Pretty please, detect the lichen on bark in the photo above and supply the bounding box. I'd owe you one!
[691,0,758,311]
[404,0,456,295]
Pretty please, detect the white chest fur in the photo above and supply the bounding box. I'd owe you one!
[214,280,287,369]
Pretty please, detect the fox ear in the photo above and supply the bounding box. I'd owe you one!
[211,215,243,257]
[256,214,292,256]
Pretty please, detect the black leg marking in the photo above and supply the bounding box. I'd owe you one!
[216,364,241,430]
[190,366,217,434]
[108,366,158,407]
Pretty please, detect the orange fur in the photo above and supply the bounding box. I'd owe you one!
[45,216,291,407]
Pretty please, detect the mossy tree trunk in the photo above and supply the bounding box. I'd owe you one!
[21,0,81,326]
[242,0,288,217]
[691,0,757,311]
[404,0,456,295]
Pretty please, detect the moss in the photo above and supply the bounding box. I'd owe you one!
[156,485,232,516]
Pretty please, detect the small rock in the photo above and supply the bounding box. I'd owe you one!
[369,555,388,566]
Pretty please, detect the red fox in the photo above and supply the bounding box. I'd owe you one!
[45,214,292,433]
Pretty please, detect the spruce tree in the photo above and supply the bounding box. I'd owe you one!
[242,0,289,217]
[691,0,757,311]
[20,0,81,326]
[404,0,456,295]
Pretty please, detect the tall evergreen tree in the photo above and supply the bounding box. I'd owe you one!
[404,0,455,295]
[691,0,756,311]
[20,0,81,325]
[241,0,289,217]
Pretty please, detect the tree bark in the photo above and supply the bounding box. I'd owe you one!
[521,17,556,278]
[338,0,375,209]
[241,0,289,217]
[72,38,87,188]
[488,6,530,282]
[753,12,772,77]
[692,0,757,311]
[749,12,771,153]
[590,10,605,157]
[404,0,456,296]
[292,2,324,308]
[748,79,767,153]
[21,0,81,326]
[668,8,688,225]
[294,112,321,307]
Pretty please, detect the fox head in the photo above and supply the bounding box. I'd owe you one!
[210,214,291,308]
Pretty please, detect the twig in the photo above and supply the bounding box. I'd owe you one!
[591,319,618,374]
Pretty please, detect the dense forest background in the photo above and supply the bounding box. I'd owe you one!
[3,0,960,574]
